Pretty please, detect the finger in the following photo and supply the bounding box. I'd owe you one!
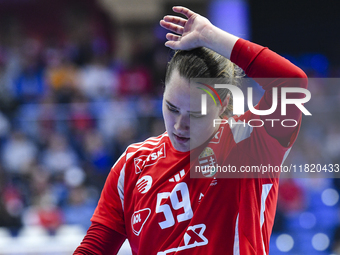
[165,41,180,50]
[172,6,196,19]
[166,33,181,42]
[159,20,184,35]
[163,15,187,27]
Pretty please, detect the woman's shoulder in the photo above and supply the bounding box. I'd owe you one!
[124,132,170,161]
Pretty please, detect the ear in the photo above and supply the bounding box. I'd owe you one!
[219,93,230,116]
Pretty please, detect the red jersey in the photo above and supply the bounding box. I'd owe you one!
[79,39,308,255]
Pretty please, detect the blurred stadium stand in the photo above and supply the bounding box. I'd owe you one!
[0,0,339,254]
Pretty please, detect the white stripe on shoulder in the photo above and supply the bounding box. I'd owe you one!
[129,140,163,148]
[126,133,168,160]
[146,133,169,141]
[229,117,253,144]
[117,163,126,211]
[126,147,154,160]
[111,151,126,169]
[128,134,166,147]
[131,133,169,146]
[129,133,168,148]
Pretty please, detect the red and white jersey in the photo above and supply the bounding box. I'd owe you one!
[91,109,299,255]
[90,38,307,255]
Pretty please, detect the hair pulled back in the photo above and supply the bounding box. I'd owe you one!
[165,47,243,116]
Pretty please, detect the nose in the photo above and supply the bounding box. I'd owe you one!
[174,114,190,132]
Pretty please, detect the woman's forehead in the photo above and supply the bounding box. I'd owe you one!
[165,87,216,114]
[166,70,208,93]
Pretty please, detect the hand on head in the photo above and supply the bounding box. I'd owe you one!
[160,6,212,50]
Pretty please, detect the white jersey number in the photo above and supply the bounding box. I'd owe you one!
[156,182,193,229]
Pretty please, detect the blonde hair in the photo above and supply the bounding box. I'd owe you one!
[165,47,243,116]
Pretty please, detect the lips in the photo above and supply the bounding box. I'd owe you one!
[173,133,190,143]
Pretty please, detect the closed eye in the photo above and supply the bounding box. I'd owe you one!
[166,104,179,113]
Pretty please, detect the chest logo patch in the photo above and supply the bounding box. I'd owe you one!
[131,208,151,236]
[198,147,217,177]
[136,175,153,194]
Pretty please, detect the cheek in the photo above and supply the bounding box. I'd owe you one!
[162,108,173,131]
[188,120,214,148]
[190,118,215,137]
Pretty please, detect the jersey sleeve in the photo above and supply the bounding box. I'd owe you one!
[91,152,127,236]
[73,222,126,255]
[230,38,308,145]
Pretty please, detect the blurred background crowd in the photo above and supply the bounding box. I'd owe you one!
[0,0,339,254]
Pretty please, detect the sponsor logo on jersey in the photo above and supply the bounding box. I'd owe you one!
[169,169,185,182]
[131,208,151,236]
[136,175,153,194]
[134,143,166,174]
[209,127,224,144]
[157,224,208,254]
[198,147,217,177]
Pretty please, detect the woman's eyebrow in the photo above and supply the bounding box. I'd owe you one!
[166,100,179,109]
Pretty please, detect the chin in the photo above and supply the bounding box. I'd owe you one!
[174,145,190,152]
[169,135,190,152]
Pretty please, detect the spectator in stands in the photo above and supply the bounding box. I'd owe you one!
[41,132,79,174]
[1,130,38,175]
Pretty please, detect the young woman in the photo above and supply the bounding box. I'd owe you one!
[74,6,307,255]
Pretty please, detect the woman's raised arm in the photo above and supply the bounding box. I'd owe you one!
[160,6,239,59]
